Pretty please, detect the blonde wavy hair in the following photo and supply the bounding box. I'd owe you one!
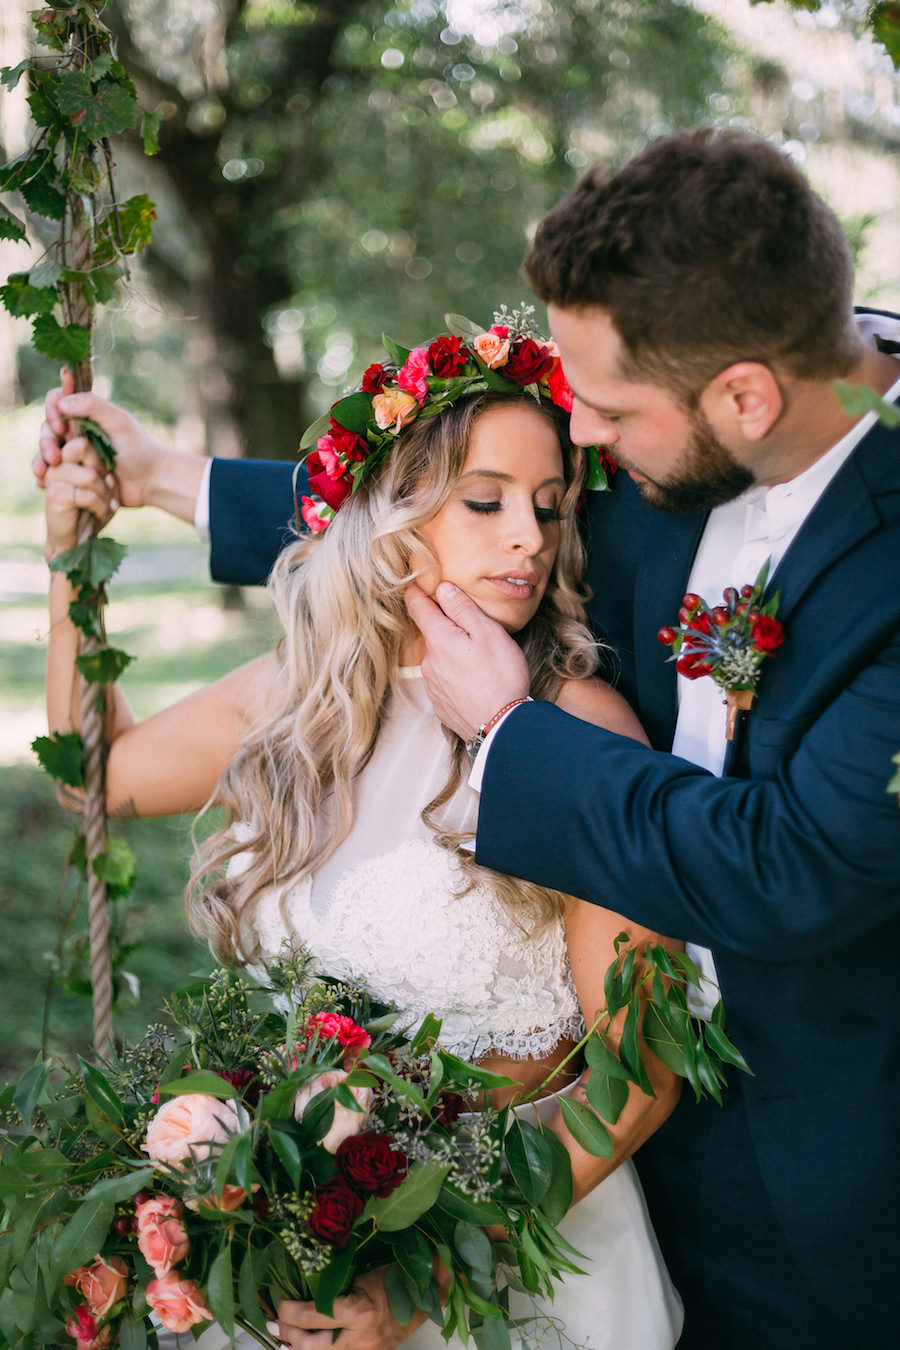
[189,392,603,963]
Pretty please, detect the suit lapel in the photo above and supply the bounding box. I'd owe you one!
[633,508,707,749]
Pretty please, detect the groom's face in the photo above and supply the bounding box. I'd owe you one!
[548,304,754,513]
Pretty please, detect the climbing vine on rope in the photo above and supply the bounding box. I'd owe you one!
[0,1,158,1053]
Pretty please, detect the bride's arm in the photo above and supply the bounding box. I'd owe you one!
[546,675,681,1205]
[44,445,281,818]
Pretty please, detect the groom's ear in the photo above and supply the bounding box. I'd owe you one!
[699,362,783,443]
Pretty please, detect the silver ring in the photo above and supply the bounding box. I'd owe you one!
[72,484,77,504]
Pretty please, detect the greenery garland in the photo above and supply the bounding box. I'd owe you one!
[1,0,157,1052]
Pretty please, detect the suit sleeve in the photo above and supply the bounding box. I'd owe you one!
[208,459,305,585]
[475,631,900,962]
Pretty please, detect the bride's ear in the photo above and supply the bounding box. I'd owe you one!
[699,362,783,444]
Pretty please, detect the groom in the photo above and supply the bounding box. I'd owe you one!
[37,130,899,1348]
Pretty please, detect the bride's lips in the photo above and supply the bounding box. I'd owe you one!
[486,570,541,600]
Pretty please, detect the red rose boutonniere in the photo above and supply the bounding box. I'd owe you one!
[657,558,784,740]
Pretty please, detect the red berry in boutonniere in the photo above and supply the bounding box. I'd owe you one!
[658,559,783,740]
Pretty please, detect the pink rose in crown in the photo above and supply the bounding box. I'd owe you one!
[143,1093,244,1168]
[300,495,332,532]
[398,347,432,405]
[63,1255,128,1320]
[135,1196,190,1278]
[307,449,353,512]
[373,388,419,433]
[293,1069,373,1153]
[472,331,510,369]
[145,1272,212,1334]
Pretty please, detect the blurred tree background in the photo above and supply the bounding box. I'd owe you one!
[0,0,897,1070]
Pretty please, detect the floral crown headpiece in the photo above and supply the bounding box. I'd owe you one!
[296,303,616,532]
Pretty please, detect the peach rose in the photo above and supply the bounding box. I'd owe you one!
[293,1069,373,1154]
[143,1093,245,1168]
[146,1272,212,1333]
[372,388,419,433]
[187,1183,254,1213]
[135,1196,189,1278]
[63,1253,128,1319]
[472,332,510,369]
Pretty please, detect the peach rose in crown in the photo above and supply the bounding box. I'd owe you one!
[64,1255,128,1320]
[293,1069,373,1153]
[472,332,510,369]
[135,1196,190,1278]
[143,1093,245,1168]
[145,1272,212,1334]
[372,388,419,433]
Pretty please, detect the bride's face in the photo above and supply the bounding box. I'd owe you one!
[413,401,565,633]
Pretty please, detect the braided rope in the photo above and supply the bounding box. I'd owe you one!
[69,193,114,1057]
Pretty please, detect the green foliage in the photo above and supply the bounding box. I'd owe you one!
[753,0,900,67]
[834,380,900,428]
[31,732,85,788]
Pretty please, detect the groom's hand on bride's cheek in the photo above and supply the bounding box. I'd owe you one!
[405,582,530,740]
[275,1269,424,1348]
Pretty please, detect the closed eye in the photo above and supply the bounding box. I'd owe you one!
[463,499,501,514]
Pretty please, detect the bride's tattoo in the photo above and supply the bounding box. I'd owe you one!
[109,796,140,819]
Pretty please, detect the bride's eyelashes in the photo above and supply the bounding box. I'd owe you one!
[462,498,561,521]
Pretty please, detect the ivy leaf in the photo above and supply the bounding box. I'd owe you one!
[32,314,91,365]
[51,537,127,588]
[55,71,138,142]
[92,838,136,898]
[834,379,900,429]
[75,646,134,685]
[0,203,27,243]
[21,173,67,221]
[141,108,162,155]
[0,276,57,318]
[116,193,156,255]
[1,61,30,91]
[28,258,64,290]
[872,2,900,68]
[82,420,117,470]
[26,80,59,130]
[32,731,84,787]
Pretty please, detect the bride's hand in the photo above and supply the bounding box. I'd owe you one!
[44,438,118,562]
[274,1267,435,1350]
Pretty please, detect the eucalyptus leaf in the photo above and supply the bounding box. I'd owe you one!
[268,1123,303,1188]
[78,1059,125,1123]
[206,1242,235,1337]
[584,1030,632,1081]
[703,1021,752,1074]
[157,1071,237,1098]
[49,1195,114,1285]
[585,1069,630,1124]
[118,1312,148,1350]
[504,1118,555,1204]
[12,1060,53,1130]
[641,1002,688,1078]
[315,1236,357,1316]
[384,1264,416,1328]
[834,379,900,428]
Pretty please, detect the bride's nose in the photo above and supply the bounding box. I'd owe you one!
[502,500,544,556]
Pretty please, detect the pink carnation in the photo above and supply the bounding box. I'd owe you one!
[305,1011,371,1051]
[397,347,431,405]
[300,495,333,532]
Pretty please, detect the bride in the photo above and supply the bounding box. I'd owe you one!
[43,313,684,1350]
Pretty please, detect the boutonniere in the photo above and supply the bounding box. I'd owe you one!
[657,559,784,740]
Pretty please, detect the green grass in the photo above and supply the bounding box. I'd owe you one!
[0,400,279,1078]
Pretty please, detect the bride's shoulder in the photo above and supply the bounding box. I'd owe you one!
[553,676,649,745]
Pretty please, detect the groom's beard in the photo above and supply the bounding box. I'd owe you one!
[626,409,754,514]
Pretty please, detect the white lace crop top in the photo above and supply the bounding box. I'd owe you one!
[245,668,583,1062]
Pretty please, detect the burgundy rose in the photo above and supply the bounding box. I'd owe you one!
[306,451,353,511]
[327,420,369,461]
[307,1177,364,1248]
[217,1068,262,1107]
[597,447,618,477]
[434,1091,467,1128]
[751,615,784,653]
[362,363,389,393]
[336,1132,407,1198]
[504,338,555,386]
[428,335,469,378]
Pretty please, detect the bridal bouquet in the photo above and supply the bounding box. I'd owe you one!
[0,948,582,1350]
[0,941,746,1350]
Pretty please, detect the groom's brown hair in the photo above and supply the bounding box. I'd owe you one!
[525,127,862,401]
